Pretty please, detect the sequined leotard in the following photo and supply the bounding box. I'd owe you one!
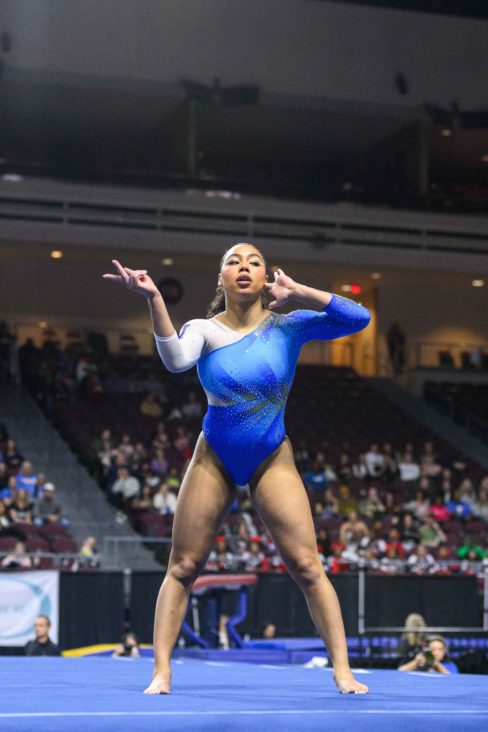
[155,294,370,486]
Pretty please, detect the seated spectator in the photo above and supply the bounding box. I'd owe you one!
[302,460,328,497]
[1,540,32,569]
[404,490,430,521]
[132,442,148,464]
[25,615,61,656]
[111,467,140,507]
[400,513,419,554]
[339,511,370,550]
[151,422,169,449]
[352,453,368,481]
[407,544,437,574]
[382,443,399,482]
[15,461,38,495]
[132,484,154,511]
[445,489,474,520]
[457,478,477,510]
[0,499,11,530]
[8,488,33,524]
[117,434,135,462]
[174,426,192,454]
[206,536,237,571]
[385,527,406,559]
[397,612,427,663]
[153,482,177,514]
[337,453,353,483]
[398,453,421,482]
[418,516,446,548]
[398,635,458,674]
[336,485,357,516]
[383,490,403,523]
[91,428,116,473]
[364,443,385,480]
[165,466,182,492]
[3,438,23,471]
[379,547,402,574]
[74,536,99,570]
[472,483,488,521]
[241,539,265,571]
[367,519,388,556]
[316,527,332,558]
[34,483,63,525]
[457,535,485,561]
[181,391,203,419]
[140,393,163,419]
[0,475,17,502]
[0,462,9,490]
[429,495,450,524]
[358,486,385,519]
[112,631,141,658]
[150,448,169,477]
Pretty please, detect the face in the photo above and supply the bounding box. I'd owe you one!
[218,244,267,301]
[35,616,50,639]
[429,640,446,661]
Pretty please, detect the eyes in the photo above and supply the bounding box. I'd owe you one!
[227,259,262,266]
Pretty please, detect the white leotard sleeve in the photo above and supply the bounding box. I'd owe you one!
[154,321,206,373]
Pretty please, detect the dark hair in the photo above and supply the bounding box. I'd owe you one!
[206,243,270,318]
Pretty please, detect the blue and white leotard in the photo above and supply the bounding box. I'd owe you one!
[155,294,370,486]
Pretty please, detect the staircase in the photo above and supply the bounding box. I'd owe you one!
[370,377,488,469]
[0,383,161,570]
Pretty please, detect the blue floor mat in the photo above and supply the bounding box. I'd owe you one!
[0,657,487,731]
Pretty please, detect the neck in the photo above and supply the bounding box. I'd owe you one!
[222,298,265,328]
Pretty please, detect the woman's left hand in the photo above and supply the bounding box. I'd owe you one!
[265,269,297,308]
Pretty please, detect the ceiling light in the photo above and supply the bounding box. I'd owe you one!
[472,279,484,287]
[38,321,48,329]
[341,284,352,292]
[161,258,173,266]
[441,128,452,137]
[50,250,63,259]
[371,272,382,280]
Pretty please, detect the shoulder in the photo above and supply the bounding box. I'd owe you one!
[178,319,217,339]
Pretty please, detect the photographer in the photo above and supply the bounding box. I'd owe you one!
[111,632,140,658]
[398,635,458,674]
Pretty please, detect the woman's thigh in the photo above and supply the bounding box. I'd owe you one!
[170,433,236,565]
[250,438,319,566]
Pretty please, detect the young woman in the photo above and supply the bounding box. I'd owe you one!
[104,242,370,695]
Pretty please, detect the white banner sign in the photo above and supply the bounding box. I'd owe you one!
[0,571,59,646]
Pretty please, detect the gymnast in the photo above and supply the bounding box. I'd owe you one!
[103,242,370,695]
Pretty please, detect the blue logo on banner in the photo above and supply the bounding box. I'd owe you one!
[0,577,52,640]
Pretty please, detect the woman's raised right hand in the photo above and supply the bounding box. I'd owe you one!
[103,260,160,299]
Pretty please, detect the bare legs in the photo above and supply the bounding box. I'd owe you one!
[250,439,368,694]
[144,434,235,694]
[145,433,367,695]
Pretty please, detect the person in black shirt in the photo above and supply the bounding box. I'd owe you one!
[25,615,61,656]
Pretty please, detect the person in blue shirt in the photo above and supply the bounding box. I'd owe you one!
[104,242,370,696]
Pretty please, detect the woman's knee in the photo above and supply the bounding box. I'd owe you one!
[287,553,324,588]
[167,554,205,588]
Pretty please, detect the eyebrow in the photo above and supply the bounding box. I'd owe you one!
[225,253,263,261]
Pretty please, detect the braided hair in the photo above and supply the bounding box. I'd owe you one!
[206,244,270,318]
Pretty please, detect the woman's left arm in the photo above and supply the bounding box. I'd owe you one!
[266,269,371,339]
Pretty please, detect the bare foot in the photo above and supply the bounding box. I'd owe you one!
[334,672,369,694]
[143,671,171,695]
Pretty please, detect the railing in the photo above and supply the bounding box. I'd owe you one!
[1,183,488,258]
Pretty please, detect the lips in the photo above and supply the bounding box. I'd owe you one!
[236,276,251,283]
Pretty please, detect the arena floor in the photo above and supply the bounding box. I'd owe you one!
[1,657,487,731]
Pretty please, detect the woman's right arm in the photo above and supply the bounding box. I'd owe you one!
[103,259,204,372]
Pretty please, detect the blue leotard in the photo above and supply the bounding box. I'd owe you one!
[155,294,370,486]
